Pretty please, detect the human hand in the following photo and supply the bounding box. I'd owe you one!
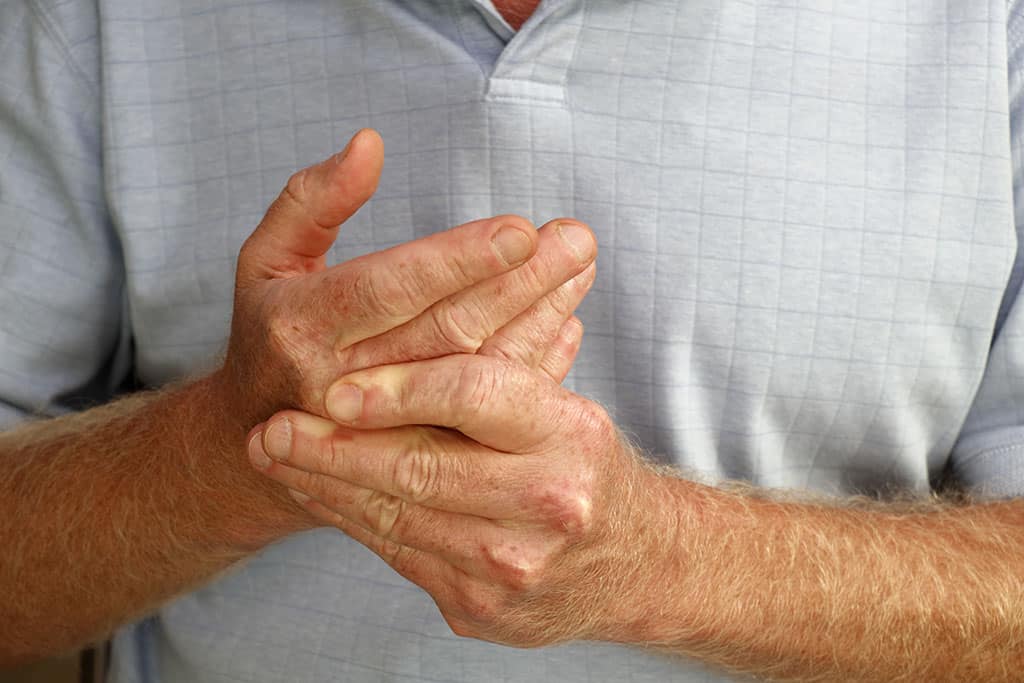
[247,354,670,647]
[218,128,597,426]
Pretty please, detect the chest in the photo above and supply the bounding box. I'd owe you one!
[491,0,541,28]
[100,0,1014,489]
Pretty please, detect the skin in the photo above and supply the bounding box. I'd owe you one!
[250,353,1024,681]
[492,0,543,30]
[0,128,598,665]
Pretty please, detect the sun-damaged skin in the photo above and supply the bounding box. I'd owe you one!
[252,354,1024,682]
[0,128,597,666]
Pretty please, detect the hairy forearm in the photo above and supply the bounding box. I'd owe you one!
[619,472,1024,681]
[0,374,306,666]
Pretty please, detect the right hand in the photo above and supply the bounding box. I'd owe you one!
[218,129,597,426]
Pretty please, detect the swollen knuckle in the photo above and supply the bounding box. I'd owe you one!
[535,482,594,539]
[284,169,309,206]
[431,300,487,353]
[453,359,502,420]
[458,587,499,624]
[480,330,529,363]
[266,310,307,363]
[326,434,347,472]
[394,438,441,503]
[362,490,406,540]
[376,536,404,566]
[562,490,595,538]
[485,546,543,592]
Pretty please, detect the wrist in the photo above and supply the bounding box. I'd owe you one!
[177,373,315,552]
[589,454,692,644]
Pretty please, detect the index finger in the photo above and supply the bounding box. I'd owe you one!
[318,215,538,349]
[324,355,582,453]
[257,412,532,519]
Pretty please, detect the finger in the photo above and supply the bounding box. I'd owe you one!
[474,261,594,372]
[264,461,521,579]
[255,411,531,518]
[237,128,384,286]
[340,222,596,370]
[290,486,467,602]
[315,214,540,349]
[537,316,584,383]
[325,355,588,453]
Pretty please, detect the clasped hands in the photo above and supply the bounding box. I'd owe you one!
[219,129,664,647]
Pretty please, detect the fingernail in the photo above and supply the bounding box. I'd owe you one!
[264,419,292,461]
[556,223,596,263]
[248,431,272,471]
[491,225,533,265]
[288,489,310,505]
[327,383,363,423]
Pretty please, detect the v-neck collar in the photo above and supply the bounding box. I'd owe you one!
[457,0,581,105]
[471,0,516,42]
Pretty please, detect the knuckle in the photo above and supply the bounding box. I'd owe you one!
[534,479,595,539]
[281,169,334,230]
[453,358,502,422]
[562,489,595,538]
[431,299,487,354]
[394,436,442,504]
[377,537,405,566]
[284,169,309,207]
[479,329,531,364]
[350,267,412,319]
[512,254,549,294]
[457,584,500,624]
[361,489,406,541]
[326,432,347,473]
[266,309,310,366]
[483,545,544,593]
[441,249,478,289]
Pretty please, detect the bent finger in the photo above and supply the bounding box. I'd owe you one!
[340,222,595,370]
[324,355,586,452]
[536,316,584,383]
[476,263,593,375]
[316,214,539,348]
[254,411,531,518]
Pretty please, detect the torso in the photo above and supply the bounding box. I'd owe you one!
[88,1,1016,677]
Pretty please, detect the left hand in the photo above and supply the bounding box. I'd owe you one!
[248,354,673,647]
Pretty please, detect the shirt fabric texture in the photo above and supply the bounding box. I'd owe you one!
[1,0,1023,680]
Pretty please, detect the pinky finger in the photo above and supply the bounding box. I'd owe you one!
[538,316,584,383]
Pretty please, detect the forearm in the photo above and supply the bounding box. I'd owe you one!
[618,472,1024,681]
[0,374,307,666]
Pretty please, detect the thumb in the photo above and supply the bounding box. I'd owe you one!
[236,128,384,286]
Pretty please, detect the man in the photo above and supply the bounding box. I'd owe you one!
[1,0,1022,681]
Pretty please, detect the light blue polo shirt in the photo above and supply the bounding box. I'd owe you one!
[2,0,1024,680]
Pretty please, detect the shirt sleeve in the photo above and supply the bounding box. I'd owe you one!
[948,3,1024,497]
[0,0,131,429]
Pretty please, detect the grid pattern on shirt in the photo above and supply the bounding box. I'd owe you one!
[1,0,1021,681]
